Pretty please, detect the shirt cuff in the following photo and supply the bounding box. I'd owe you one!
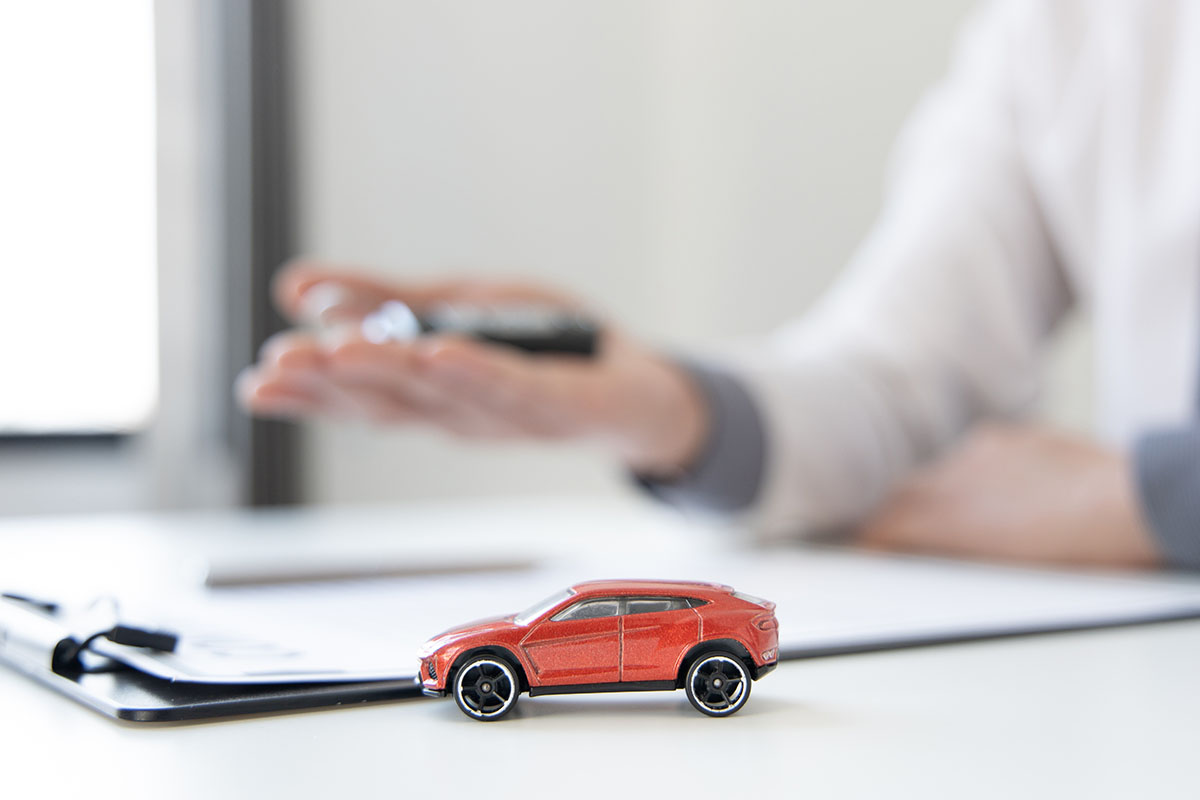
[1133,425,1200,569]
[634,361,767,513]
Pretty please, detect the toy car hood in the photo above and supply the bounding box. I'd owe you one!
[416,613,518,657]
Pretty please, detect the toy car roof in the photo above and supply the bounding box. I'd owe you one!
[568,579,734,598]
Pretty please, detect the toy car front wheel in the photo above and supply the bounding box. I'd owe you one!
[685,652,751,717]
[453,655,520,721]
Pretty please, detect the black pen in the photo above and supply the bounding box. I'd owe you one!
[361,300,600,356]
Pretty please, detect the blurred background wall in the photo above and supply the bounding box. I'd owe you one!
[289,0,1091,507]
[0,0,1093,516]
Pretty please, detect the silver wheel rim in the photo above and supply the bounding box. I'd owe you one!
[455,659,517,719]
[690,655,747,714]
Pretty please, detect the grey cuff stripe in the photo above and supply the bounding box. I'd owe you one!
[1134,426,1200,569]
[635,361,767,513]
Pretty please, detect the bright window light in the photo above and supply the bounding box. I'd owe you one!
[0,1,157,434]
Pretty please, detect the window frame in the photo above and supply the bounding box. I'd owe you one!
[0,0,297,514]
[623,596,691,616]
[551,597,621,622]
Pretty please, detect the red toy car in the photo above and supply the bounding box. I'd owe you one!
[417,580,778,720]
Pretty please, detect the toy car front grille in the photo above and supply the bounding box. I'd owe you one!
[427,659,437,680]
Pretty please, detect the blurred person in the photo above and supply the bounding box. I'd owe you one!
[239,0,1199,570]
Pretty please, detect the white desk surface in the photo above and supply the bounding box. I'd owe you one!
[1,499,1198,800]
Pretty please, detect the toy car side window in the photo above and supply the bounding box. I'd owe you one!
[625,597,688,615]
[552,598,619,621]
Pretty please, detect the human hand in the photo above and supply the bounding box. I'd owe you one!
[237,260,710,475]
[855,424,1161,569]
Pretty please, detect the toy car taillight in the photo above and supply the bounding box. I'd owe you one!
[753,614,778,631]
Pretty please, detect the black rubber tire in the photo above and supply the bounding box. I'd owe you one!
[452,654,520,721]
[684,651,751,717]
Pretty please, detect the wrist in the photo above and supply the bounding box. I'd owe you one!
[1088,450,1161,567]
[615,357,711,477]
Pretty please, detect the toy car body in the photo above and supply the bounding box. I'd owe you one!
[417,579,778,720]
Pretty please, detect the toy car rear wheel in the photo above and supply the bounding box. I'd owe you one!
[453,655,519,721]
[685,652,751,717]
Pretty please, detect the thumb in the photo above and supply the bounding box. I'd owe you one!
[273,259,408,324]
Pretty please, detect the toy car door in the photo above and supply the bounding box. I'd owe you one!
[520,597,620,685]
[619,597,699,682]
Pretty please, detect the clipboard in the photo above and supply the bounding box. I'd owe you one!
[0,596,422,722]
[7,539,1200,724]
[7,587,1200,723]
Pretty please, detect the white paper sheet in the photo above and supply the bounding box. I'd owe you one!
[95,541,1200,684]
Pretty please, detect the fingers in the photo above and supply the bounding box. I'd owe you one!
[237,330,324,413]
[241,360,426,424]
[855,461,971,553]
[272,259,588,326]
[855,499,924,552]
[258,329,327,372]
[236,368,325,419]
[239,330,415,423]
[238,327,567,436]
[274,260,409,324]
[325,337,516,436]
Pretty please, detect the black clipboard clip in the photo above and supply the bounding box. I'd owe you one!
[52,624,180,673]
[2,592,178,673]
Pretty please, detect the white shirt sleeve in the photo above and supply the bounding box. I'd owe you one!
[726,0,1073,538]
